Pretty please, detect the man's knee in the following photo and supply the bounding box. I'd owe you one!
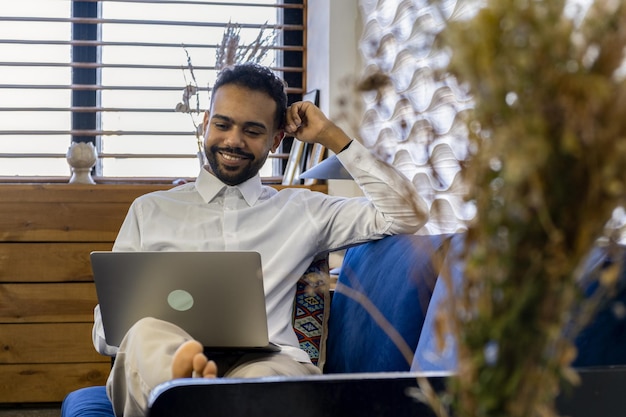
[125,317,187,345]
[226,355,317,378]
[130,316,162,331]
[229,361,278,378]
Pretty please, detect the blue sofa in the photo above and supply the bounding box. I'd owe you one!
[61,233,626,417]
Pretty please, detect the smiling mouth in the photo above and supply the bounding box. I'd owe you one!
[220,152,245,161]
[216,146,252,159]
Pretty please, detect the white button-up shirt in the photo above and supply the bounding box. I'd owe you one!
[93,140,427,362]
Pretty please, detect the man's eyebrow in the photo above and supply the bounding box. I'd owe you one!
[211,114,267,131]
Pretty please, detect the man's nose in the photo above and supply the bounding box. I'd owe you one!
[223,129,245,148]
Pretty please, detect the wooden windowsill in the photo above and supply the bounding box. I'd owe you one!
[0,175,326,189]
[0,180,328,202]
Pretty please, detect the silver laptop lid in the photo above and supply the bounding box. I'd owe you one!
[91,251,278,351]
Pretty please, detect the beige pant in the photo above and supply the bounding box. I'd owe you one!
[107,317,321,417]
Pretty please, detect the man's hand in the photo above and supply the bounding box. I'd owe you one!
[285,101,352,154]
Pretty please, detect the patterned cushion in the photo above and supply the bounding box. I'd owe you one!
[293,255,330,368]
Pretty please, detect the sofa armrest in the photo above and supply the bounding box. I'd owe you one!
[146,367,626,417]
[147,373,448,417]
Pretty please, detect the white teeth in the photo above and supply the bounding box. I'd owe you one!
[221,153,241,161]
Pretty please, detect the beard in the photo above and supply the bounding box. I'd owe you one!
[205,145,268,186]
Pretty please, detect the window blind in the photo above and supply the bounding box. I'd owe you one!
[0,0,306,181]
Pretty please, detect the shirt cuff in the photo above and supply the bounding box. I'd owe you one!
[338,140,353,153]
[336,139,374,173]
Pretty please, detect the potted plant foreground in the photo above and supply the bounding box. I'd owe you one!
[426,1,626,416]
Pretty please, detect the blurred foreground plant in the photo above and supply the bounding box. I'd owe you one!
[431,1,626,416]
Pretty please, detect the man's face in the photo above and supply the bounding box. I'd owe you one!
[203,84,283,186]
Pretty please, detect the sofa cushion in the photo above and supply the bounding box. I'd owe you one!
[61,386,113,417]
[324,233,454,373]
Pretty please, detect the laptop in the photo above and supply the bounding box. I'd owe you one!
[90,251,280,352]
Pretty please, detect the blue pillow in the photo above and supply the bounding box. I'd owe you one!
[61,386,114,417]
[411,234,465,372]
[325,234,454,373]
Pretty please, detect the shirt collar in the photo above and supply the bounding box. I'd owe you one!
[195,167,263,206]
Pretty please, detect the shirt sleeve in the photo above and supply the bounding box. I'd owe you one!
[310,140,428,251]
[92,201,142,356]
[92,304,118,356]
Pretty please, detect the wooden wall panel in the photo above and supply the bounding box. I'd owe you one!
[0,242,112,283]
[0,283,97,324]
[0,323,109,364]
[0,202,132,242]
[0,363,110,403]
[0,184,173,203]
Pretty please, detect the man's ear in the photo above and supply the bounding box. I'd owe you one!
[270,130,285,153]
[202,111,210,137]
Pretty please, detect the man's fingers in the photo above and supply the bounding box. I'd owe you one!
[286,101,306,133]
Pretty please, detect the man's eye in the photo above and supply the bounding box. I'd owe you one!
[245,129,263,136]
[214,123,228,130]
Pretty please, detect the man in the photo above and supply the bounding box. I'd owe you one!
[92,63,428,416]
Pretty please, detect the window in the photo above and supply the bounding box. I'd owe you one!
[0,0,306,181]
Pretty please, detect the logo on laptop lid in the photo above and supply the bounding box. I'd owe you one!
[167,289,194,311]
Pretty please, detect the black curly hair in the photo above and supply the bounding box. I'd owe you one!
[212,63,288,130]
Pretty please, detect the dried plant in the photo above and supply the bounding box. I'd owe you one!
[176,22,277,155]
[175,47,204,153]
[431,1,626,416]
[215,22,276,70]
